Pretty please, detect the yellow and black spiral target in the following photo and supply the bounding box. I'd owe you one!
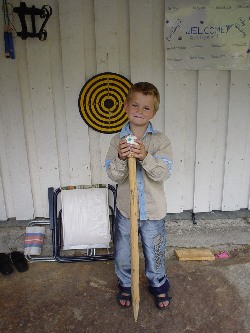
[78,72,132,134]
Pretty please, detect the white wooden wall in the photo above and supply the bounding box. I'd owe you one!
[0,0,249,220]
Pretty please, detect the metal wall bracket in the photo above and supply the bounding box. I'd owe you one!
[13,2,52,41]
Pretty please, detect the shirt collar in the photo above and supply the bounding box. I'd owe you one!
[120,122,158,139]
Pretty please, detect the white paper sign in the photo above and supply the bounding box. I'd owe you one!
[165,0,250,69]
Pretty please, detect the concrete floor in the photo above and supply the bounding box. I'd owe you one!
[0,246,249,333]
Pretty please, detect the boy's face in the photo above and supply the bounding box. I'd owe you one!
[124,92,156,127]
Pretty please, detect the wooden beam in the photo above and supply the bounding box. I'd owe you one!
[175,248,215,261]
[128,156,140,322]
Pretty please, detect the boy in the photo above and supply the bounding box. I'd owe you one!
[105,82,173,309]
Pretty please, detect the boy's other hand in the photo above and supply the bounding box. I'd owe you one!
[118,139,131,160]
[130,139,147,161]
[118,139,147,161]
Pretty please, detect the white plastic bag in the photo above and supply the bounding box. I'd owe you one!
[61,187,111,250]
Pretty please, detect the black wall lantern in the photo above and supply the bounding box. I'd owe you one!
[13,2,52,41]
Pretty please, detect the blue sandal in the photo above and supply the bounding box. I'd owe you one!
[153,294,172,309]
[117,282,132,307]
[149,286,172,310]
[117,291,132,307]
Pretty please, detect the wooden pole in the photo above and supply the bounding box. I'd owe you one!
[128,156,140,322]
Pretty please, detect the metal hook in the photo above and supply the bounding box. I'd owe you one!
[13,2,52,41]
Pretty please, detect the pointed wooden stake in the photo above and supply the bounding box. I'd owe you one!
[128,156,140,322]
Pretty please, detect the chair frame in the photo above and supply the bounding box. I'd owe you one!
[25,187,57,262]
[25,185,116,263]
[53,184,116,263]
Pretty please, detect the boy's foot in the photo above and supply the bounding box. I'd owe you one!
[118,292,132,307]
[148,286,172,310]
[156,293,171,309]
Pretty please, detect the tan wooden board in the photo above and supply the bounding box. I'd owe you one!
[175,248,215,261]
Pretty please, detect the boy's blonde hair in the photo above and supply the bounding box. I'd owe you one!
[126,82,160,112]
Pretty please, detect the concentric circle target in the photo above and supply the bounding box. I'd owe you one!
[78,72,132,134]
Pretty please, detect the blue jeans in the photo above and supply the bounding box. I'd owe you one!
[114,209,170,294]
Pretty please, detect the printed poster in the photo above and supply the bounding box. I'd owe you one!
[165,0,250,69]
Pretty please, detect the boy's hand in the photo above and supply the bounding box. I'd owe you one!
[118,138,147,161]
[131,139,147,161]
[118,139,131,160]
